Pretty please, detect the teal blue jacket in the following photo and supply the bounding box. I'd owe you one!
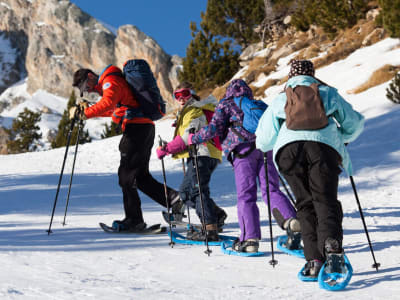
[255,75,365,175]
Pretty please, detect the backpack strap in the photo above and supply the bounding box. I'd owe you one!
[103,71,148,127]
[230,96,248,140]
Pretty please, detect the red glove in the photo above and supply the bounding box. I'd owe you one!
[187,133,195,146]
[156,146,169,159]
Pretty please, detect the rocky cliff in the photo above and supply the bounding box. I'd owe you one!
[0,0,180,103]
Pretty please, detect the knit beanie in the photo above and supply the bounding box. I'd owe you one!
[288,59,315,79]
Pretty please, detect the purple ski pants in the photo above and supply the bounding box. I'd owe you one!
[232,145,296,241]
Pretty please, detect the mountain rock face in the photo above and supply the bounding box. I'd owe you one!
[0,0,180,103]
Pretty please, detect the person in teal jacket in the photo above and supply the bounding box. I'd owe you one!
[255,59,365,279]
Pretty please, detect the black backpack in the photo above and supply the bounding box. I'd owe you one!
[123,59,166,121]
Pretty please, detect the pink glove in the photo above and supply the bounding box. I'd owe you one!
[187,133,195,146]
[156,146,169,160]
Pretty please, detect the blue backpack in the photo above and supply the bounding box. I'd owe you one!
[123,59,166,121]
[233,96,268,134]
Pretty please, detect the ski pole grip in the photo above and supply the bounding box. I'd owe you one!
[158,135,163,147]
[188,128,196,156]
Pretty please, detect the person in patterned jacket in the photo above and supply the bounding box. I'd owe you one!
[188,79,299,253]
[70,65,182,232]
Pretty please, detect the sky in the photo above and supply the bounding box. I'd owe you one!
[69,0,207,57]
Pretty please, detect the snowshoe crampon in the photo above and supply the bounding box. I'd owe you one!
[318,254,353,291]
[277,235,305,259]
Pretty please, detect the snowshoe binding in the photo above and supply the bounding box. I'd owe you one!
[298,259,323,282]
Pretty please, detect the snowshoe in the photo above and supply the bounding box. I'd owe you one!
[168,230,235,246]
[220,239,265,257]
[318,253,353,291]
[99,221,167,234]
[277,222,304,258]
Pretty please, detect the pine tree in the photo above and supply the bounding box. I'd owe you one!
[204,0,265,48]
[179,19,240,91]
[101,121,121,139]
[6,108,42,154]
[377,0,400,38]
[291,0,369,35]
[386,73,400,104]
[52,91,91,148]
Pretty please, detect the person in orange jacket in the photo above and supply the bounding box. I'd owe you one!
[70,65,184,231]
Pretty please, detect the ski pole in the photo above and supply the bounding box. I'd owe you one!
[350,175,380,271]
[159,136,175,247]
[47,117,76,235]
[263,152,278,267]
[278,174,296,207]
[189,129,212,256]
[62,119,83,226]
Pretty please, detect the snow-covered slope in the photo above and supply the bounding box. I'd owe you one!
[0,39,399,299]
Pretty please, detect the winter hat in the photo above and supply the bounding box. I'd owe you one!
[225,79,254,100]
[288,59,315,79]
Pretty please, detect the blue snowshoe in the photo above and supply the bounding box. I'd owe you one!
[318,252,353,291]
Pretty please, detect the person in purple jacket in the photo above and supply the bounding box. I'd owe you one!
[188,79,300,253]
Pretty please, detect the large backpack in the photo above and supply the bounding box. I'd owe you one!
[233,96,268,134]
[122,59,166,121]
[284,83,328,130]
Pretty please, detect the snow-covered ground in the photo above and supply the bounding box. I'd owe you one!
[0,39,400,299]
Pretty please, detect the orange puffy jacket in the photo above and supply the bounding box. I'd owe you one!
[84,65,153,131]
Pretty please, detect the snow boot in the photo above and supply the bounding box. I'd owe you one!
[284,218,302,250]
[187,224,219,242]
[324,237,346,274]
[301,259,323,278]
[232,238,259,253]
[112,218,146,232]
[216,208,227,230]
[169,199,186,222]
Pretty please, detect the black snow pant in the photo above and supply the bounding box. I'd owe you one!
[118,123,179,225]
[179,156,219,225]
[276,141,343,261]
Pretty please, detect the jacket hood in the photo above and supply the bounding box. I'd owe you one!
[98,65,123,85]
[286,75,337,91]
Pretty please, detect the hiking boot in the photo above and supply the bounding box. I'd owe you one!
[112,218,146,232]
[170,199,186,222]
[324,238,345,274]
[301,259,323,278]
[284,218,302,250]
[217,208,227,229]
[232,238,259,253]
[186,224,219,242]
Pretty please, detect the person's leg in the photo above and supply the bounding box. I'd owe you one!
[258,150,297,229]
[189,156,219,225]
[233,150,260,241]
[131,124,180,207]
[276,142,322,261]
[118,132,144,225]
[305,142,343,257]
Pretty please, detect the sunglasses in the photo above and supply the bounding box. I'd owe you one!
[173,88,192,101]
